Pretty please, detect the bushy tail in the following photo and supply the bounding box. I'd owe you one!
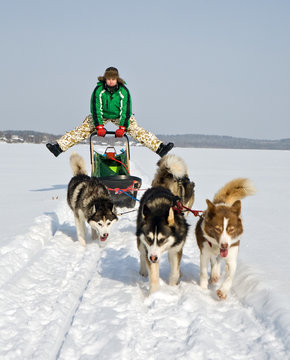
[213,178,256,205]
[158,154,188,179]
[70,152,87,176]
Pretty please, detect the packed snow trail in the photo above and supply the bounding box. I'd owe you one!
[0,149,289,360]
[56,211,287,360]
[0,204,102,359]
[0,201,288,360]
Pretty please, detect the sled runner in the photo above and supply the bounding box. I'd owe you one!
[90,131,142,208]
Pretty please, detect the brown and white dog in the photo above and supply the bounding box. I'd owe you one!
[195,178,256,300]
[151,154,195,212]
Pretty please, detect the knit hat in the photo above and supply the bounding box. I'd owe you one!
[98,66,125,85]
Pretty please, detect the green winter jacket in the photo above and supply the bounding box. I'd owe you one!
[90,81,132,128]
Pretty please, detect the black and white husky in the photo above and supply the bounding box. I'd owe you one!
[136,187,189,294]
[67,153,118,247]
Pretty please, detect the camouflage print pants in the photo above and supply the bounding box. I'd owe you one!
[57,115,162,153]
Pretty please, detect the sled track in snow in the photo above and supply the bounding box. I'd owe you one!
[0,201,289,359]
[0,204,103,360]
[58,211,289,360]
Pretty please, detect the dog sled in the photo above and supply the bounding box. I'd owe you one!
[90,131,142,208]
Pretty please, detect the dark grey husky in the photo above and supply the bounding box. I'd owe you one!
[136,186,189,293]
[67,153,118,247]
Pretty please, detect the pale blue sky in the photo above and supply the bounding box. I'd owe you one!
[1,0,289,139]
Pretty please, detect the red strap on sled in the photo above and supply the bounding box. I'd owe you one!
[107,181,135,194]
[110,158,130,175]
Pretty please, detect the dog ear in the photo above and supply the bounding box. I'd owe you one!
[156,158,162,167]
[231,200,241,215]
[142,204,151,219]
[112,205,118,220]
[206,199,215,210]
[107,202,118,219]
[206,199,216,218]
[167,207,175,226]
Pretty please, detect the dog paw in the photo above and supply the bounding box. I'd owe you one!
[149,283,160,294]
[216,289,227,300]
[169,279,179,286]
[210,275,220,284]
[78,239,86,247]
[200,279,208,289]
[169,274,180,286]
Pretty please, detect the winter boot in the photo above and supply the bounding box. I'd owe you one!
[46,143,63,157]
[156,142,174,157]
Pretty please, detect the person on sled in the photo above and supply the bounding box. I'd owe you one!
[46,67,174,158]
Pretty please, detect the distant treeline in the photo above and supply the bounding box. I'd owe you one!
[158,134,290,150]
[1,130,290,150]
[0,130,61,144]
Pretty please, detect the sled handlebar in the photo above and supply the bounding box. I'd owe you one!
[89,131,130,166]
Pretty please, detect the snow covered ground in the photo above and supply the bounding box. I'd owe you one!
[0,142,290,359]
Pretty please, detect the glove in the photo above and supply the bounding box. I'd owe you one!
[96,124,106,137]
[115,126,126,138]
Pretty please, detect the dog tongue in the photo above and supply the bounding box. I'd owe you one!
[100,235,108,242]
[220,249,228,258]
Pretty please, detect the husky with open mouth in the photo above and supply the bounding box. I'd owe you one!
[195,178,256,300]
[136,186,189,294]
[67,152,118,246]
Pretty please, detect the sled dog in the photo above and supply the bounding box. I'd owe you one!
[67,152,118,247]
[195,178,256,299]
[151,154,195,212]
[136,186,189,294]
